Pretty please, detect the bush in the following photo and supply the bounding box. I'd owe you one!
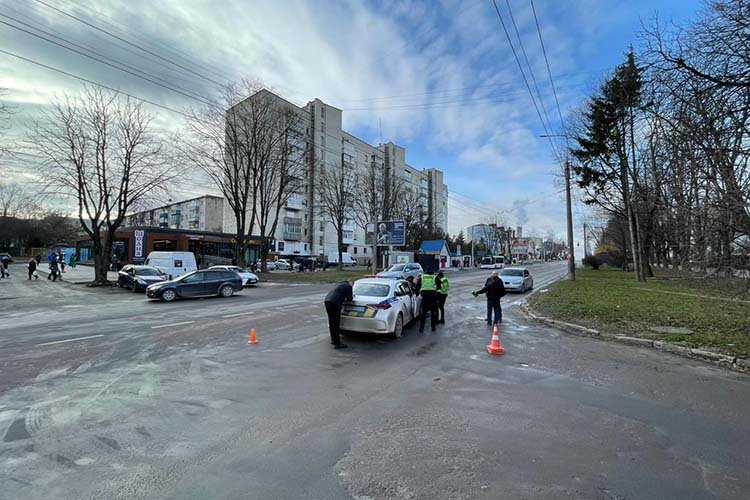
[583,254,603,270]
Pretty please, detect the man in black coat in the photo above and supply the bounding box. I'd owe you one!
[324,280,353,349]
[473,270,506,325]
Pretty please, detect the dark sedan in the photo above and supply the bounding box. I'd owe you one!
[118,265,168,292]
[146,269,243,302]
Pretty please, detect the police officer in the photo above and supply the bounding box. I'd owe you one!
[419,271,440,332]
[436,271,448,324]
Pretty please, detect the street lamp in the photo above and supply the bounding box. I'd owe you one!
[540,134,575,281]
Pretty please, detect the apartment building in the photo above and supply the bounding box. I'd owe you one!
[124,195,229,232]
[233,90,449,261]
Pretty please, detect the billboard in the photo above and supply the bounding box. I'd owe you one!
[511,238,529,254]
[376,220,406,246]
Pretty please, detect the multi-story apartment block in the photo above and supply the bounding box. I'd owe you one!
[125,195,229,232]
[230,89,449,263]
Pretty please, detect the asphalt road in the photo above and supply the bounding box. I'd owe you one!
[0,261,748,500]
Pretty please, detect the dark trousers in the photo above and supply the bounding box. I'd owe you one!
[0,263,7,278]
[486,299,502,324]
[419,291,438,331]
[437,294,447,323]
[28,267,35,279]
[325,301,343,345]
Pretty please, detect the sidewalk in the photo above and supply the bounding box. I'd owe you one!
[35,263,119,284]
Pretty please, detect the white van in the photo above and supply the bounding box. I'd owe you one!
[144,251,197,280]
[327,252,356,267]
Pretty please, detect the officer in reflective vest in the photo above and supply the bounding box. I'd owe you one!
[419,272,440,332]
[436,271,448,324]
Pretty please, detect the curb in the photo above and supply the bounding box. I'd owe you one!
[519,304,747,374]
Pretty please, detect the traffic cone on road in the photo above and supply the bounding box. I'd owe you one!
[486,324,504,355]
[248,327,258,345]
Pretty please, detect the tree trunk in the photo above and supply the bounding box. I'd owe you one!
[337,229,343,271]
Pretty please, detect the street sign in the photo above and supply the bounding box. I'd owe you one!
[133,229,146,263]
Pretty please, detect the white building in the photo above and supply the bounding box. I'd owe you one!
[125,195,230,232]
[228,89,449,263]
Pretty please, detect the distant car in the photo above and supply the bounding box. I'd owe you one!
[274,259,292,270]
[117,265,168,292]
[500,267,534,293]
[209,265,259,286]
[0,253,13,263]
[340,278,422,338]
[256,260,278,271]
[376,263,423,280]
[146,269,242,302]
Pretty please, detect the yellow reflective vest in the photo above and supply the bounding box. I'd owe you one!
[421,274,436,291]
[438,276,449,295]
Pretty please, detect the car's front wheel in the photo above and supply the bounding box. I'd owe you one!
[219,285,234,298]
[391,313,403,339]
[161,289,176,302]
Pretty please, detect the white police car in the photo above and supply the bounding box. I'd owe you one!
[340,278,421,338]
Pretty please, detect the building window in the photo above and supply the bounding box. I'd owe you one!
[278,241,285,252]
[319,236,323,246]
[304,243,308,251]
[363,247,367,254]
[354,247,357,254]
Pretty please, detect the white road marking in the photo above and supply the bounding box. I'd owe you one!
[151,321,195,329]
[280,333,329,349]
[37,334,104,346]
[222,311,254,318]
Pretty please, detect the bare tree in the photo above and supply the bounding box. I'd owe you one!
[183,84,308,270]
[27,86,176,284]
[317,160,356,270]
[0,181,31,217]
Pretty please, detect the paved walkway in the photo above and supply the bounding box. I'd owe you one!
[34,263,118,284]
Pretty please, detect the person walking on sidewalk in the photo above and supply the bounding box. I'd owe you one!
[27,257,37,280]
[0,254,10,278]
[419,271,442,332]
[58,251,66,273]
[436,271,449,324]
[324,280,353,349]
[69,253,77,268]
[472,270,506,325]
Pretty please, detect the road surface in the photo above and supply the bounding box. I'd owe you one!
[0,261,748,500]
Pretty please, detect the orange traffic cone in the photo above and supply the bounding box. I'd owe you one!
[486,324,504,355]
[248,327,258,345]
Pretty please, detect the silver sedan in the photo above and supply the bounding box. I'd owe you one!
[340,278,421,338]
[500,267,534,293]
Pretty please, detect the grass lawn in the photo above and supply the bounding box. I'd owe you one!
[259,269,372,283]
[528,267,750,358]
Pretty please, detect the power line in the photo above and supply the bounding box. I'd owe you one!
[0,16,214,106]
[529,0,567,146]
[58,0,233,82]
[488,0,562,163]
[34,0,225,87]
[504,0,555,140]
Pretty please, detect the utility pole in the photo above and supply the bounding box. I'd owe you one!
[583,222,588,257]
[565,160,576,280]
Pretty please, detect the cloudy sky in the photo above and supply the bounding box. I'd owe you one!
[1,0,702,242]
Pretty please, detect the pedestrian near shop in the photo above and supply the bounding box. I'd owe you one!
[69,253,77,268]
[27,257,37,280]
[472,270,506,325]
[419,272,440,332]
[324,280,353,349]
[58,251,66,273]
[35,253,41,266]
[436,271,449,324]
[0,254,11,278]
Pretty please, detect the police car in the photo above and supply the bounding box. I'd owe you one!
[341,278,421,338]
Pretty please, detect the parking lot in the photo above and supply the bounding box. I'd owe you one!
[2,261,749,500]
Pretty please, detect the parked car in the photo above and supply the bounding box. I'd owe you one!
[144,251,197,280]
[146,269,242,302]
[340,278,421,338]
[256,260,278,271]
[117,265,168,292]
[376,263,423,280]
[208,265,259,286]
[499,267,534,293]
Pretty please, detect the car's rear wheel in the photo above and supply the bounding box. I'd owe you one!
[391,313,403,339]
[220,284,234,298]
[161,289,176,302]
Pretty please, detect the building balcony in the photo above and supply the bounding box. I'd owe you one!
[285,195,305,210]
[342,236,354,245]
[283,232,302,241]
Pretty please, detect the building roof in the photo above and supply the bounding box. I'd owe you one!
[419,240,449,253]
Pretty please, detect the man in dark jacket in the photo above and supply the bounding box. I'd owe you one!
[473,270,506,325]
[324,280,354,349]
[27,257,37,280]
